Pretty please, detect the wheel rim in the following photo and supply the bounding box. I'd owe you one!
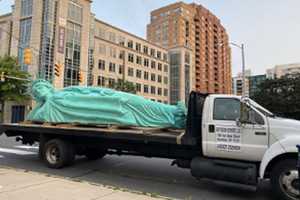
[279,169,300,199]
[46,144,60,165]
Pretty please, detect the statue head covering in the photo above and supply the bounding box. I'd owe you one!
[31,79,54,103]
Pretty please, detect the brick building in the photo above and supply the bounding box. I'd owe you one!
[147,2,232,103]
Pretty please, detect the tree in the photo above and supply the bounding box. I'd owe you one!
[0,56,30,122]
[252,74,300,120]
[112,80,137,94]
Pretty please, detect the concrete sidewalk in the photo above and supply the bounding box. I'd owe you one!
[0,167,165,200]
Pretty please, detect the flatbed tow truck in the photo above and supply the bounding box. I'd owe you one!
[1,92,300,200]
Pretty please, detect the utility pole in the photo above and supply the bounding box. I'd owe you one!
[229,42,247,98]
[241,44,246,97]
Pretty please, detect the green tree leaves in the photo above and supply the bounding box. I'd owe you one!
[112,80,137,94]
[252,74,300,120]
[0,55,30,122]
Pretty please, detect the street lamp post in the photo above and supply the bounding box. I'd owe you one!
[230,42,246,97]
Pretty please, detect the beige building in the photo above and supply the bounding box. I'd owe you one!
[0,13,12,56]
[0,0,169,123]
[232,70,251,97]
[267,63,300,79]
[92,19,169,103]
[147,2,232,103]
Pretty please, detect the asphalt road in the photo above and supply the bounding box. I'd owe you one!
[0,134,273,200]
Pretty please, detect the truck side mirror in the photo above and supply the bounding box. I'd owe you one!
[240,101,250,124]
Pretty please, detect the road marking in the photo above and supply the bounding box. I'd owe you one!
[0,155,3,158]
[0,147,36,155]
[15,145,39,150]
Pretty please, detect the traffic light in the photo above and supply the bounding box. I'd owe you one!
[23,48,32,65]
[54,63,62,77]
[78,71,84,83]
[0,72,5,82]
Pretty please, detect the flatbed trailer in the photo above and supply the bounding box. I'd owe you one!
[0,92,205,169]
[0,122,199,161]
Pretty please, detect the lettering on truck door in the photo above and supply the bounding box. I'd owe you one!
[205,97,268,161]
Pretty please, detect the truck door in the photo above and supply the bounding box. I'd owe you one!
[204,97,268,162]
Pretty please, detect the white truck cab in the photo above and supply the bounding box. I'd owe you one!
[200,94,300,200]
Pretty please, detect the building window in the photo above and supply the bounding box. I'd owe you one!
[128,53,134,63]
[151,61,156,69]
[97,76,105,86]
[185,52,190,64]
[151,73,156,82]
[108,32,116,43]
[136,69,142,78]
[99,43,106,55]
[158,88,162,95]
[157,51,162,59]
[64,21,82,87]
[143,46,148,54]
[151,86,156,94]
[158,63,162,71]
[164,89,168,97]
[163,53,168,61]
[136,56,142,65]
[144,58,149,67]
[119,65,123,74]
[164,76,168,84]
[108,78,115,88]
[136,83,141,92]
[98,60,105,70]
[98,27,106,39]
[136,43,141,52]
[119,36,125,46]
[144,85,149,93]
[68,1,82,23]
[18,18,32,71]
[158,75,162,83]
[119,51,124,59]
[150,48,155,57]
[128,67,134,76]
[39,0,57,81]
[109,47,117,58]
[109,62,116,72]
[164,64,168,72]
[128,40,133,48]
[184,64,190,103]
[21,0,33,17]
[144,72,149,80]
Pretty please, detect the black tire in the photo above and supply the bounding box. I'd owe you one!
[42,139,75,169]
[85,148,106,160]
[271,159,299,200]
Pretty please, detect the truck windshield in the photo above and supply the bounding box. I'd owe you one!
[249,99,275,118]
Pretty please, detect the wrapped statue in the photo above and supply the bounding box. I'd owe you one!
[26,79,187,129]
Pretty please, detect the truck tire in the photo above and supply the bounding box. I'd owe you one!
[85,148,106,160]
[271,159,299,200]
[43,139,75,169]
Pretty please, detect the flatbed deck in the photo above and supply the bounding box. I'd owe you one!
[0,123,186,145]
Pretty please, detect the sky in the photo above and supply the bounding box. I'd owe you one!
[1,0,300,76]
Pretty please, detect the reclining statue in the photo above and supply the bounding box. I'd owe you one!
[26,79,187,129]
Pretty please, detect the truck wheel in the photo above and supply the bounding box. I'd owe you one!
[271,159,299,200]
[43,139,75,169]
[85,149,106,160]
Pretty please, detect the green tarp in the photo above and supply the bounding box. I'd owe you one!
[26,80,186,129]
